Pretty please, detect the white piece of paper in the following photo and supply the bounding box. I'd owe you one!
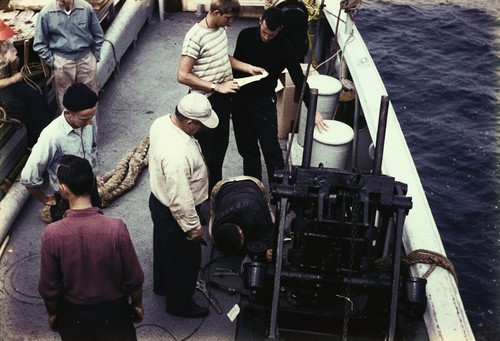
[227,303,240,322]
[234,71,269,87]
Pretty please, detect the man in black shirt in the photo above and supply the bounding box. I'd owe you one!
[209,176,275,261]
[232,7,325,183]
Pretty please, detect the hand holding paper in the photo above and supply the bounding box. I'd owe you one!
[234,71,269,87]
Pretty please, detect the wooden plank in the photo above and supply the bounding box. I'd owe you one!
[7,0,48,11]
[22,11,38,38]
[3,9,36,42]
[0,10,20,23]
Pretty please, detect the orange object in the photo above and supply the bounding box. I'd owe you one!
[0,19,14,41]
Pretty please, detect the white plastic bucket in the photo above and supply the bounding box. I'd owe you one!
[310,120,354,169]
[298,75,342,146]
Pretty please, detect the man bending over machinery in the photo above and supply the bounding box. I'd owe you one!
[209,176,275,261]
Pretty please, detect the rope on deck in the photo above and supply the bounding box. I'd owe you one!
[375,249,458,286]
[40,134,149,223]
[97,134,149,207]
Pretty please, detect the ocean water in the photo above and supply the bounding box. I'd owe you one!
[353,1,499,339]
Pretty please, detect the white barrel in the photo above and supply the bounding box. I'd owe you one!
[298,75,342,146]
[310,120,354,169]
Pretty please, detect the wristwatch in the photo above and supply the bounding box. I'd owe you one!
[211,83,217,92]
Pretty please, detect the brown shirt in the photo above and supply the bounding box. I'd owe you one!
[39,207,144,305]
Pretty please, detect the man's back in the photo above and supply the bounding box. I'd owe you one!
[39,207,144,306]
[211,178,275,249]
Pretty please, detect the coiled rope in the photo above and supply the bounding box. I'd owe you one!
[375,249,458,286]
[40,134,150,223]
[97,134,149,207]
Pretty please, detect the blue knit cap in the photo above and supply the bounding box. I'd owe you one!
[63,83,98,112]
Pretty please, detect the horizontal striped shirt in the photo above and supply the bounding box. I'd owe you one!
[181,23,233,95]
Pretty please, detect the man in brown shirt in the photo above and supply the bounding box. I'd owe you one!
[39,154,144,340]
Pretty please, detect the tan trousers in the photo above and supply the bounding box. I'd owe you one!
[53,52,98,114]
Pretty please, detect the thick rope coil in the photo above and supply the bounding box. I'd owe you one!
[96,134,149,207]
[374,249,458,286]
[40,134,150,223]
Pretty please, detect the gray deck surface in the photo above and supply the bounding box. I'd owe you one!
[0,11,264,341]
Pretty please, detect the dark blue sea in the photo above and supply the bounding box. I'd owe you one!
[354,1,499,339]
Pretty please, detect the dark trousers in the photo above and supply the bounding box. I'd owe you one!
[57,297,136,341]
[232,93,284,183]
[194,92,231,192]
[149,193,201,312]
[2,81,51,147]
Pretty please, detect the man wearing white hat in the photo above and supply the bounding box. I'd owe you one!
[148,92,218,318]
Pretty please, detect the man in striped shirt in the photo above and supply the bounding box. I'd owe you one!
[178,0,265,192]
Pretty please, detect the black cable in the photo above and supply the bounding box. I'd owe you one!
[135,323,177,340]
[103,38,120,74]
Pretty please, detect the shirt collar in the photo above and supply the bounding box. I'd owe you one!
[59,113,81,136]
[167,114,193,142]
[63,207,103,218]
[47,0,86,12]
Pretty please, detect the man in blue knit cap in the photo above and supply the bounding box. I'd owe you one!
[21,82,101,221]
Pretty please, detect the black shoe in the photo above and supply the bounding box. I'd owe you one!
[167,301,209,318]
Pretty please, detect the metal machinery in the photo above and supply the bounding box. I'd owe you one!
[236,93,417,340]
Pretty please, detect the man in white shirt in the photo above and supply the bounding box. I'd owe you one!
[148,92,218,318]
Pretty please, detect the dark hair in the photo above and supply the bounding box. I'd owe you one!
[262,7,284,31]
[210,0,241,15]
[56,155,94,196]
[174,106,187,121]
[213,223,243,255]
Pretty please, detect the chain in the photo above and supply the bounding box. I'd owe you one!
[341,174,363,341]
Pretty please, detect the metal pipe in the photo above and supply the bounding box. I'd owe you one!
[302,88,319,169]
[270,267,392,289]
[268,197,289,339]
[372,95,390,175]
[351,91,360,169]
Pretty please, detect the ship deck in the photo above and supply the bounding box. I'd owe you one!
[0,11,258,341]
